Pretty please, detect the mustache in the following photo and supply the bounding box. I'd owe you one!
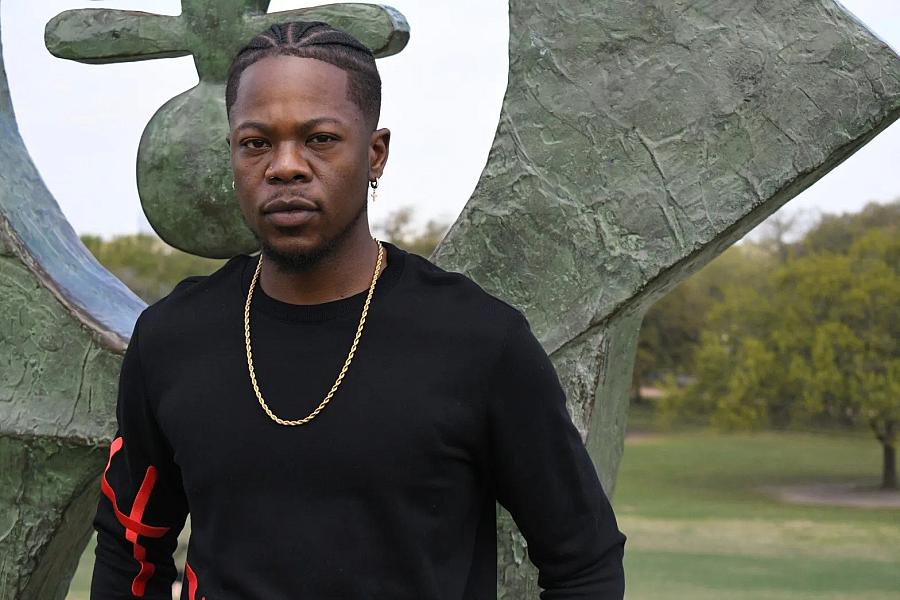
[267,187,315,201]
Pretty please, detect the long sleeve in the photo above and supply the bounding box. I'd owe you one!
[91,312,189,600]
[487,311,626,599]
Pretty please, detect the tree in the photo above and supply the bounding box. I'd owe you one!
[80,233,225,303]
[660,204,899,489]
[782,229,899,489]
[756,208,813,264]
[372,206,449,257]
[798,199,900,257]
[634,240,775,400]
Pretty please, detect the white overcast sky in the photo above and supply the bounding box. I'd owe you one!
[2,1,898,242]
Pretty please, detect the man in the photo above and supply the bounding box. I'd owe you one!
[91,20,626,600]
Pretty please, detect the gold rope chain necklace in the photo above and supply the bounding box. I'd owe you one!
[244,238,385,426]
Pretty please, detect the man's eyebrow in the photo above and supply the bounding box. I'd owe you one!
[233,117,345,133]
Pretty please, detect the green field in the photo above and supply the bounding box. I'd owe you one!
[67,430,900,599]
[616,430,900,599]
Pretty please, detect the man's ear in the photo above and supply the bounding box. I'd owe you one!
[369,127,391,180]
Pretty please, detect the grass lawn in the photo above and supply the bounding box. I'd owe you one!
[616,429,900,599]
[66,429,900,599]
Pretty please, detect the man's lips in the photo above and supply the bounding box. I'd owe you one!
[262,197,320,227]
[265,209,318,227]
[262,197,319,213]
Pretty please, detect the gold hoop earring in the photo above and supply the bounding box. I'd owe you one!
[369,179,379,202]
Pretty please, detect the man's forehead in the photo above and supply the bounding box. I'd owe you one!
[231,55,355,119]
[240,55,350,96]
[232,116,347,133]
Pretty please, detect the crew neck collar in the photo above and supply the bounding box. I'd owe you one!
[238,240,407,323]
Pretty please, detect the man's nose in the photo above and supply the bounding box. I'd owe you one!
[265,142,312,183]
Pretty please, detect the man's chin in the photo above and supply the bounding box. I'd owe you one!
[253,200,368,274]
[260,237,333,273]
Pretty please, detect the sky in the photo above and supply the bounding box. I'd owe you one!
[1,0,898,243]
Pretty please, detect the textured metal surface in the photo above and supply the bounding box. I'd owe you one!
[45,2,410,78]
[430,0,900,593]
[136,79,259,257]
[0,17,144,349]
[0,241,122,599]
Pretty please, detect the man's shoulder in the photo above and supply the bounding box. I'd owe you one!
[136,254,248,339]
[401,249,526,329]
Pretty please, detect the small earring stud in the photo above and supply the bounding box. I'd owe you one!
[231,180,235,190]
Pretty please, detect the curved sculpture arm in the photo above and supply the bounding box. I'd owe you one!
[0,33,144,351]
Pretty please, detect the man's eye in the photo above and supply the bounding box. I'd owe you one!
[309,134,337,145]
[242,139,269,149]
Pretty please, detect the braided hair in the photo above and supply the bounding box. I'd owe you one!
[225,21,381,130]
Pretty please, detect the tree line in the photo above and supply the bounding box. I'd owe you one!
[641,200,898,489]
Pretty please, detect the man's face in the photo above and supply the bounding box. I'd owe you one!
[228,54,387,264]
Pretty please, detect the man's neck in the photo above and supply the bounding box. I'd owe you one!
[258,233,388,306]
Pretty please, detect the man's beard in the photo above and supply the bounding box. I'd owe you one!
[258,200,367,274]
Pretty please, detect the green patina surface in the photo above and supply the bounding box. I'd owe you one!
[430,1,900,594]
[0,252,121,600]
[136,80,258,257]
[0,0,899,597]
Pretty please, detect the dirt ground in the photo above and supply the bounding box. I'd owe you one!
[759,481,900,509]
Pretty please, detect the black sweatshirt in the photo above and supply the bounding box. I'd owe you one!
[91,240,626,600]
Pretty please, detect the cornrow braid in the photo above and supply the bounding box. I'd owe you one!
[225,21,381,129]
